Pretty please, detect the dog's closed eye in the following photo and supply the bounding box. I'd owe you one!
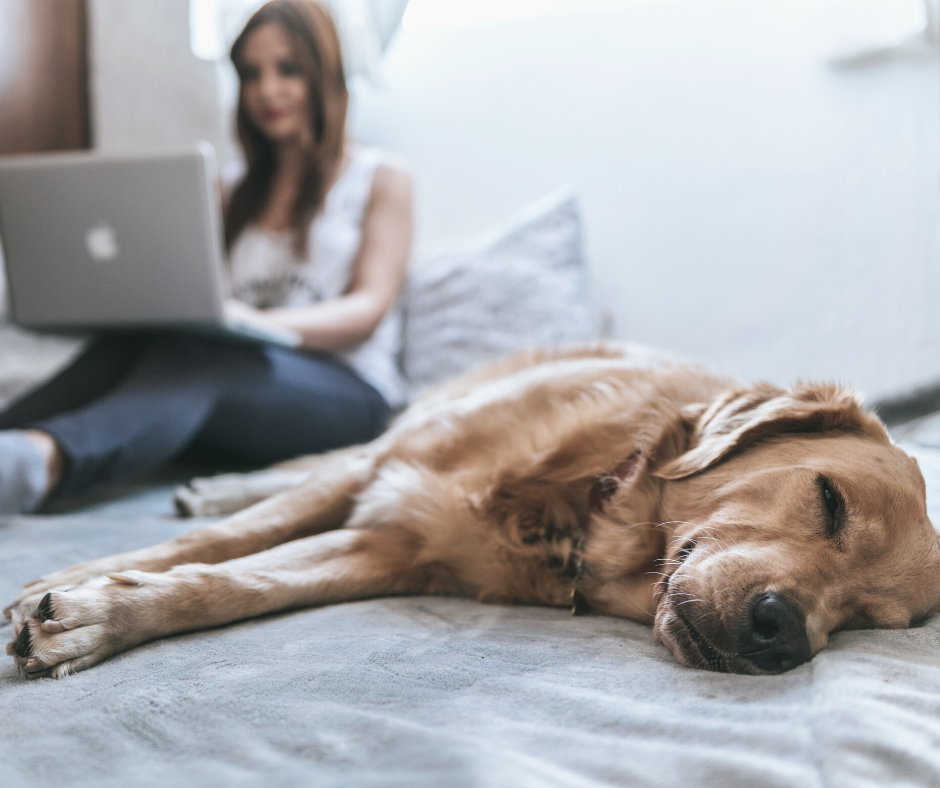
[818,475,845,541]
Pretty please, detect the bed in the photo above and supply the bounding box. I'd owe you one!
[2,430,940,788]
[3,194,940,787]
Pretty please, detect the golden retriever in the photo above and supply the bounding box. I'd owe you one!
[6,342,939,678]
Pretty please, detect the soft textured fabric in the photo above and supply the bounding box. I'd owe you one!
[0,335,389,499]
[1,440,939,787]
[228,145,406,408]
[400,188,596,397]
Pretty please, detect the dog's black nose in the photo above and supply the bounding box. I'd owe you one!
[739,592,811,673]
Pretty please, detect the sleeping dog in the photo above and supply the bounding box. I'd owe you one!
[6,342,939,677]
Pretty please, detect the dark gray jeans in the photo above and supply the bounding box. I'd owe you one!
[0,335,390,499]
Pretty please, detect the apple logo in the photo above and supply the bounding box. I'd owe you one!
[85,224,119,261]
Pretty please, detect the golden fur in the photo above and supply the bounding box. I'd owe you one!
[6,342,940,678]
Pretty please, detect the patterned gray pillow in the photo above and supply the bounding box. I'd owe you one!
[401,189,596,396]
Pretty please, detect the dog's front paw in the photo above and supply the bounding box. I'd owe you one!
[5,557,147,620]
[6,572,149,679]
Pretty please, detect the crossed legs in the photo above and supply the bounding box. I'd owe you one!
[0,335,390,511]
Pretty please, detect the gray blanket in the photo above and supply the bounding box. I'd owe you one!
[2,440,940,787]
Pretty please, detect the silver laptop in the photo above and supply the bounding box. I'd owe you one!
[0,143,299,347]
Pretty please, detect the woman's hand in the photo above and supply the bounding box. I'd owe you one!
[224,298,275,328]
[224,299,301,346]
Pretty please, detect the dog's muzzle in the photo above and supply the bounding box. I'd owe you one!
[661,587,812,674]
[737,592,811,673]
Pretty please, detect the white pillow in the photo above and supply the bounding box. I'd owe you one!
[401,188,596,395]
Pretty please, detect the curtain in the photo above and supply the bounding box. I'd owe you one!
[190,0,409,78]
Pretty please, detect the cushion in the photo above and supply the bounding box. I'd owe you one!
[400,188,596,396]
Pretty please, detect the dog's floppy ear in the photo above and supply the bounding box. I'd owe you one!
[653,382,887,480]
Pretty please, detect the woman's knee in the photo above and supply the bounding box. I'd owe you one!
[140,336,268,378]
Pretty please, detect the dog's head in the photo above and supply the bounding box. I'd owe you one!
[589,382,940,674]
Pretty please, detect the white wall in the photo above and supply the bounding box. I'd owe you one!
[87,0,940,400]
[350,0,940,400]
[89,0,232,160]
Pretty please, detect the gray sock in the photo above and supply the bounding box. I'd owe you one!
[0,430,50,515]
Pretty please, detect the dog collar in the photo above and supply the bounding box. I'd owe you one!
[569,535,590,616]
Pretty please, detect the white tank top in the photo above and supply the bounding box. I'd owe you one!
[227,146,406,408]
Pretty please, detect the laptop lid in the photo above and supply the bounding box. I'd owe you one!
[0,144,228,331]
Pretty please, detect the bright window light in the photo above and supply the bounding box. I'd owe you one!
[401,0,632,31]
[191,0,408,69]
[825,0,928,52]
[190,0,265,61]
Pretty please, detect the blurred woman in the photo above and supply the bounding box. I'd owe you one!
[0,0,411,513]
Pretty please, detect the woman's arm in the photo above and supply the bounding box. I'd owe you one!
[226,159,413,352]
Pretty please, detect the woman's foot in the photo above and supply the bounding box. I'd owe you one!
[0,430,61,514]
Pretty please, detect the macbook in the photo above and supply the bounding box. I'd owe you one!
[0,143,299,347]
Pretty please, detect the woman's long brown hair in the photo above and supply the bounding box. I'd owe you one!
[225,0,348,256]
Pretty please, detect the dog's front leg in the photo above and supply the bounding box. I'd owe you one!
[173,445,364,517]
[173,469,313,517]
[8,526,423,679]
[6,447,375,614]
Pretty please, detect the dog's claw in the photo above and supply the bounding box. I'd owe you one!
[36,593,55,622]
[13,625,32,658]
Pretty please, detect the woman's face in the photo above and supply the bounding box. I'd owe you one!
[239,23,309,146]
